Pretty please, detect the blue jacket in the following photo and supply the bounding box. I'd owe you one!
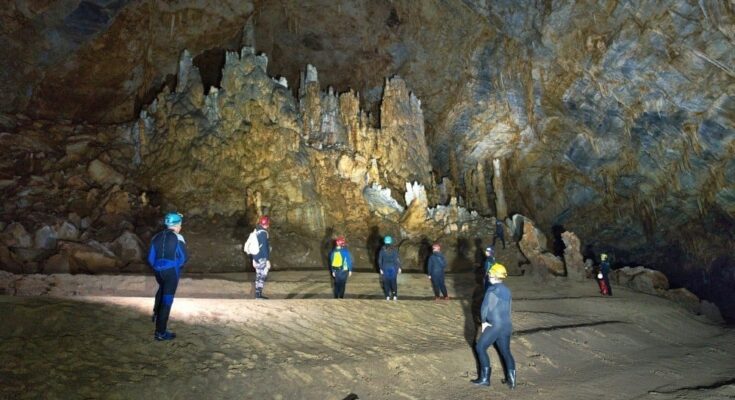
[427,252,446,277]
[148,229,188,271]
[329,247,353,272]
[480,282,512,330]
[495,222,504,236]
[253,225,270,261]
[378,246,400,276]
[600,260,611,276]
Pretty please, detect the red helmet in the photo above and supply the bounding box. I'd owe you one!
[432,243,441,251]
[258,215,270,228]
[335,236,347,247]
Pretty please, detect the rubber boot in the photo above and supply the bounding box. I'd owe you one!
[255,289,263,299]
[506,369,516,389]
[471,367,490,386]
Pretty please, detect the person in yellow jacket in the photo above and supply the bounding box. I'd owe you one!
[329,236,353,299]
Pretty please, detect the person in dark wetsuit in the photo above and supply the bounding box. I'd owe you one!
[329,236,353,299]
[148,212,188,341]
[493,220,506,249]
[378,235,401,301]
[472,263,516,389]
[427,242,448,300]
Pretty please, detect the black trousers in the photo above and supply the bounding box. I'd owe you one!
[476,325,515,373]
[153,267,180,334]
[383,272,398,297]
[333,270,349,298]
[430,273,447,297]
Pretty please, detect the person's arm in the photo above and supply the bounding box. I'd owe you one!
[378,248,384,273]
[427,256,435,279]
[258,230,270,260]
[147,244,157,267]
[346,249,353,276]
[480,290,499,330]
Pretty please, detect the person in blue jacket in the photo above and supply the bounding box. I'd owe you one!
[598,253,613,296]
[329,236,353,299]
[378,235,401,301]
[482,246,495,290]
[148,212,188,341]
[472,263,516,389]
[427,242,448,300]
[252,216,271,299]
[493,220,506,249]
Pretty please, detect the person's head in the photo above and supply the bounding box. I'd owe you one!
[164,212,183,233]
[383,235,393,246]
[601,253,608,262]
[335,236,347,247]
[258,215,271,229]
[485,246,494,257]
[432,243,441,252]
[488,263,507,284]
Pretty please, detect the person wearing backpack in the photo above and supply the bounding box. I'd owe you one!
[148,212,188,341]
[378,235,401,301]
[329,236,353,298]
[243,215,271,299]
[427,242,448,300]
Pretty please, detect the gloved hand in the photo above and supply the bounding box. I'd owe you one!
[481,322,491,332]
[348,271,352,277]
[332,272,335,278]
[597,272,603,279]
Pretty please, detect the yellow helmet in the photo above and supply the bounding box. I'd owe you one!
[601,253,608,261]
[489,263,508,279]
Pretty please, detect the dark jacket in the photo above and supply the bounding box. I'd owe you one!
[148,229,188,271]
[600,260,611,276]
[253,224,270,261]
[329,247,353,272]
[480,282,512,330]
[378,246,400,276]
[427,252,446,277]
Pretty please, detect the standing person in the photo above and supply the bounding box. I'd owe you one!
[483,246,495,290]
[472,263,516,389]
[148,212,188,341]
[492,220,506,249]
[330,236,353,299]
[597,253,613,296]
[378,235,401,301]
[427,242,448,300]
[251,215,272,299]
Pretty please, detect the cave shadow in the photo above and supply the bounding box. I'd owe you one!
[418,236,432,276]
[449,236,487,378]
[366,226,384,296]
[320,226,336,297]
[551,224,566,257]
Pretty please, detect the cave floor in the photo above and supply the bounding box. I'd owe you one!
[1,272,734,400]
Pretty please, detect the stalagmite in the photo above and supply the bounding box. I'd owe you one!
[492,158,508,220]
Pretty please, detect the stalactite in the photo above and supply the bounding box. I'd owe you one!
[492,158,508,220]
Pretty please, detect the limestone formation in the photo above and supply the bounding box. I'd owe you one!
[517,216,565,276]
[561,231,586,282]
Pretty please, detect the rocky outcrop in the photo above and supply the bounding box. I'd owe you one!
[518,216,565,276]
[561,231,586,282]
[613,266,670,295]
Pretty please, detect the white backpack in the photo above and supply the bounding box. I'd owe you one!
[243,229,260,255]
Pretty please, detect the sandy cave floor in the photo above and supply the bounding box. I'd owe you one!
[1,271,734,400]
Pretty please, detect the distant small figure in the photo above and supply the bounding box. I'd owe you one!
[483,246,496,290]
[492,220,506,249]
[245,215,271,299]
[378,235,401,301]
[427,242,448,300]
[597,253,612,296]
[471,263,516,389]
[330,236,353,299]
[148,212,188,341]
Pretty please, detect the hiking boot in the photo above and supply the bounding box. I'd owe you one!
[154,331,176,341]
[442,296,450,300]
[506,369,516,389]
[434,296,440,301]
[386,296,391,301]
[255,289,268,299]
[392,296,398,301]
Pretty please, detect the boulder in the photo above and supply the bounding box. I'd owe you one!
[55,221,80,241]
[34,225,57,249]
[561,231,586,281]
[43,253,71,274]
[59,241,122,273]
[518,217,565,276]
[0,270,17,295]
[2,223,32,248]
[103,187,131,215]
[700,300,725,324]
[0,244,24,273]
[87,159,124,187]
[110,231,145,263]
[613,266,670,295]
[662,288,701,314]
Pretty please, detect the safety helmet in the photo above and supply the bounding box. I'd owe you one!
[601,253,608,261]
[335,236,347,247]
[432,243,441,251]
[258,215,271,228]
[488,263,508,279]
[485,246,494,255]
[164,212,183,227]
[384,236,393,245]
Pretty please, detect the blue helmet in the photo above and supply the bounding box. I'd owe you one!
[384,235,393,245]
[164,212,183,227]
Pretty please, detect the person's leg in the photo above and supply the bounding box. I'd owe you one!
[335,271,347,298]
[438,276,448,298]
[382,273,391,299]
[431,275,441,297]
[155,268,180,337]
[254,260,267,298]
[604,273,612,296]
[472,327,500,385]
[390,276,398,299]
[152,271,164,321]
[496,330,515,388]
